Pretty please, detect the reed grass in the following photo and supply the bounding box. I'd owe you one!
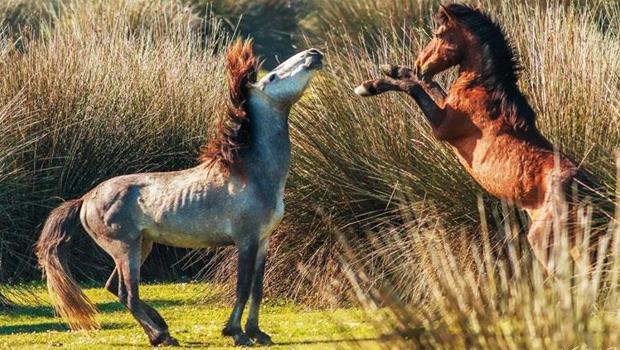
[339,189,620,349]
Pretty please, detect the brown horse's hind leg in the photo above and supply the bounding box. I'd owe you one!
[527,207,554,271]
[112,240,178,346]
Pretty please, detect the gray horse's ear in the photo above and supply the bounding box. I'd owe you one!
[247,81,263,93]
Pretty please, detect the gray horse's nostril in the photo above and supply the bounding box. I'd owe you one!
[307,48,324,59]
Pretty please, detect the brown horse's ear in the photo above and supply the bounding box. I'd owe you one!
[436,4,453,25]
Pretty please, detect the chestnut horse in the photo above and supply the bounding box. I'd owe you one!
[355,4,604,269]
[36,40,323,347]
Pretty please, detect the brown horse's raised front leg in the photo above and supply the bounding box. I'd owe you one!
[380,64,447,103]
[354,77,416,97]
[355,77,446,129]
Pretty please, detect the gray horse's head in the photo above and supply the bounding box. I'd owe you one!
[251,48,323,108]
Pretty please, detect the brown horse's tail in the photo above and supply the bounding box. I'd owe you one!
[35,198,100,330]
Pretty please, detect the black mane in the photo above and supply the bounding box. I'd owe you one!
[446,4,536,132]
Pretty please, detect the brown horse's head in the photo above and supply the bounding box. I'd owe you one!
[414,4,467,81]
[416,4,536,131]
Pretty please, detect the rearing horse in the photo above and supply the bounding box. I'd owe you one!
[36,40,323,347]
[355,4,600,269]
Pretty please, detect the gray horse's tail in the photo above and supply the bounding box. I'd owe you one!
[35,198,100,330]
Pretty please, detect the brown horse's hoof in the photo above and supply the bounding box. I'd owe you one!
[379,64,399,78]
[354,82,375,97]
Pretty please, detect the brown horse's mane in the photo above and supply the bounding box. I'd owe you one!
[199,39,259,168]
[445,4,536,133]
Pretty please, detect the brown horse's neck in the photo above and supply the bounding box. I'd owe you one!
[457,35,502,88]
[452,37,550,149]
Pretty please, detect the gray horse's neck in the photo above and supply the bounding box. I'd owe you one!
[241,97,291,194]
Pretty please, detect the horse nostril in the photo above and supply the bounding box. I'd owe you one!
[307,48,324,59]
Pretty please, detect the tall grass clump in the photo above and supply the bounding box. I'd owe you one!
[0,0,229,281]
[340,188,620,348]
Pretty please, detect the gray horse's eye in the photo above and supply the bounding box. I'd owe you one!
[268,73,276,82]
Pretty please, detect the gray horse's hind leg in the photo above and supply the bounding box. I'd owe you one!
[113,240,179,346]
[105,239,152,295]
[244,239,273,345]
[223,239,258,346]
[105,240,170,332]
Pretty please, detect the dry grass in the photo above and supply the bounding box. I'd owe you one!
[340,188,620,348]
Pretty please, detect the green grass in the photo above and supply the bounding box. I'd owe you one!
[0,282,378,349]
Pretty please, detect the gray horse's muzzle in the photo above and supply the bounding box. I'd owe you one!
[304,48,324,69]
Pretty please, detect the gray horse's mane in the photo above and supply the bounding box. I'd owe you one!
[200,39,259,170]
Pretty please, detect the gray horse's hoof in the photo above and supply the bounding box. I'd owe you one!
[233,333,254,347]
[160,337,180,347]
[151,334,179,347]
[223,326,254,346]
[246,328,274,346]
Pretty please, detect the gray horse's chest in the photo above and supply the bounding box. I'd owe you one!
[258,191,285,240]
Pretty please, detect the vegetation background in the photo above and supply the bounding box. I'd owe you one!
[0,0,620,347]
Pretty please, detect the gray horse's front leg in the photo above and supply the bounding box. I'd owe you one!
[223,239,258,346]
[245,239,273,345]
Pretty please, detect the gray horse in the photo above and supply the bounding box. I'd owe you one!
[36,40,323,347]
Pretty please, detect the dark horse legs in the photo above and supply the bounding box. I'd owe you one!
[222,239,259,346]
[105,236,271,347]
[223,237,272,346]
[244,239,273,345]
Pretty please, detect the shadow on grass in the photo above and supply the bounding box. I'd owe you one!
[2,298,185,317]
[97,299,185,313]
[0,299,185,335]
[183,337,381,348]
[0,322,128,335]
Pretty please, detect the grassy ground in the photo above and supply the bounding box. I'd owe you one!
[0,282,378,349]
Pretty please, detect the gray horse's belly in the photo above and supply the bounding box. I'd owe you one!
[143,224,234,248]
[142,207,240,248]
